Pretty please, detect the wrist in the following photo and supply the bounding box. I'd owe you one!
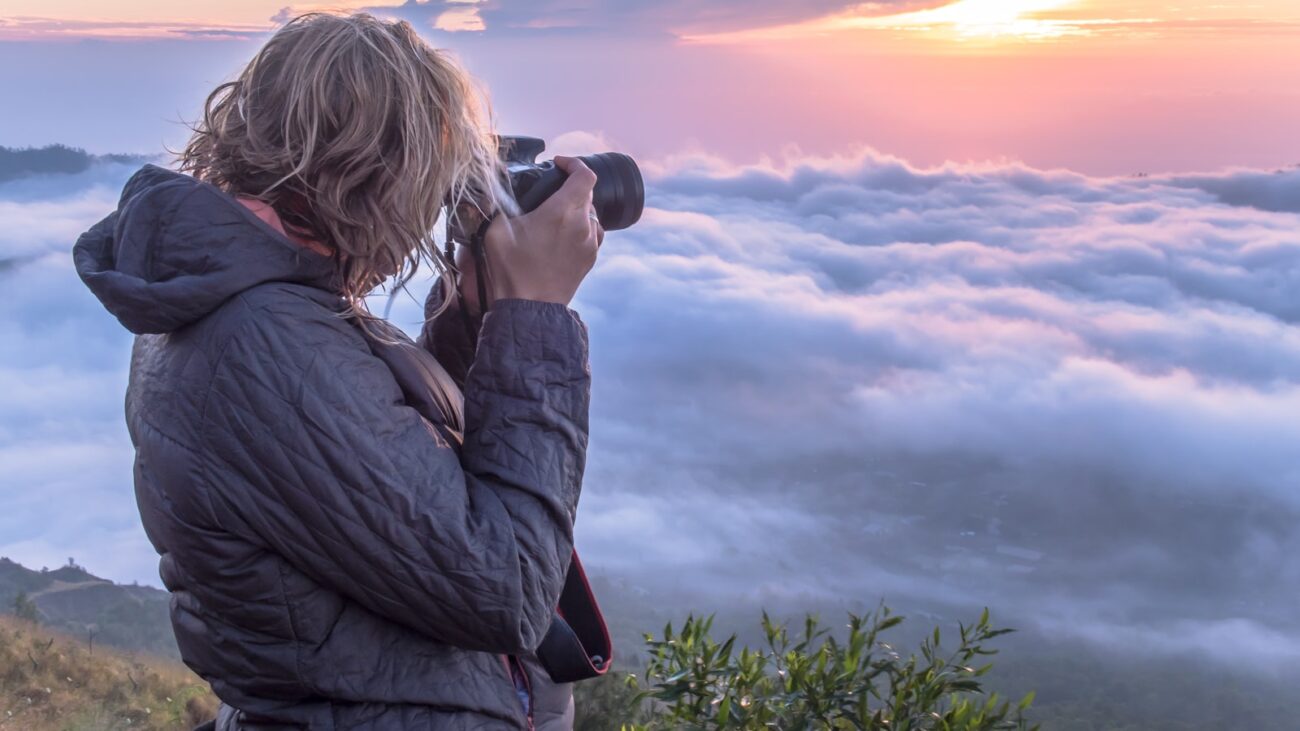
[492,284,571,307]
[485,297,581,319]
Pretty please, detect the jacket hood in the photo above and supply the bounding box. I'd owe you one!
[73,164,341,334]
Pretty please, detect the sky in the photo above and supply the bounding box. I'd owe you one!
[2,0,1299,173]
[2,0,1300,677]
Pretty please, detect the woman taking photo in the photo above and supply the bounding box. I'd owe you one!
[73,11,599,730]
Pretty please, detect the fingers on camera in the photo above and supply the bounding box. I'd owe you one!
[554,157,598,203]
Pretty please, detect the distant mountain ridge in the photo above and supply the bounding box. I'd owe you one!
[0,557,178,659]
[0,143,153,183]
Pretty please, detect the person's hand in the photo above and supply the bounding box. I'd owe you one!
[468,156,603,309]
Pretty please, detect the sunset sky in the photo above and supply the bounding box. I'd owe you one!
[2,0,1299,173]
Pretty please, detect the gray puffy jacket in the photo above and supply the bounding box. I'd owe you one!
[72,164,591,730]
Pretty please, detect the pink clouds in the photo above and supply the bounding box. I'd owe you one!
[0,16,271,41]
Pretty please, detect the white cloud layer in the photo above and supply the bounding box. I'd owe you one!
[571,148,1300,668]
[2,148,1299,670]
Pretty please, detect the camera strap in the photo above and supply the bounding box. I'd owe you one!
[348,316,465,444]
[470,213,494,316]
[447,213,497,347]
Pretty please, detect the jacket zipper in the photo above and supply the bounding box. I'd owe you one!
[501,653,535,730]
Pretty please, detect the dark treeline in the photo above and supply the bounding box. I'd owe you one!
[0,143,151,183]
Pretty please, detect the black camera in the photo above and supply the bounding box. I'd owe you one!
[500,136,644,231]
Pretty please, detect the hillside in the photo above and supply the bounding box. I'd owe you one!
[0,614,216,731]
[4,557,1299,729]
[0,558,178,659]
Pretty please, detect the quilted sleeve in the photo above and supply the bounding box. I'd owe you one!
[200,290,589,654]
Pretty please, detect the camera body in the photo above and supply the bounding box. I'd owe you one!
[500,135,644,231]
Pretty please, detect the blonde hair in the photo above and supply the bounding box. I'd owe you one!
[176,11,507,319]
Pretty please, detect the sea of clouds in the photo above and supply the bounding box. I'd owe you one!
[2,140,1297,670]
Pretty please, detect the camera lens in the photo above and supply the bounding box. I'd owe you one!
[580,153,644,232]
[502,141,646,232]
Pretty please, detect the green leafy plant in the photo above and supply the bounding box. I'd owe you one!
[10,591,39,623]
[620,606,1037,731]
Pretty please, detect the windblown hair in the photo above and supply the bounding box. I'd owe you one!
[176,11,507,318]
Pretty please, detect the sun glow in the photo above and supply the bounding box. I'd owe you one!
[853,0,1083,39]
[684,0,1093,45]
